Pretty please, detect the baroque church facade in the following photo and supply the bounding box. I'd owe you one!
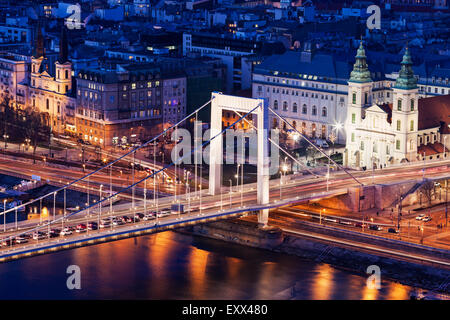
[344,42,448,169]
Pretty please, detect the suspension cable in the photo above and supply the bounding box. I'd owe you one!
[0,101,259,243]
[232,110,320,178]
[269,107,363,186]
[0,98,215,218]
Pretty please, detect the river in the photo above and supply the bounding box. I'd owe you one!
[0,231,413,300]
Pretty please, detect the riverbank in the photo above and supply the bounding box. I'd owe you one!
[181,219,450,296]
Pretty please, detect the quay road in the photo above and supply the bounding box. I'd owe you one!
[2,158,450,255]
[0,157,185,200]
[2,157,450,238]
[2,182,450,268]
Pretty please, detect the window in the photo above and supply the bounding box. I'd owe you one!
[293,103,297,113]
[311,124,316,138]
[352,92,356,104]
[65,70,68,79]
[351,113,356,124]
[373,142,377,153]
[397,120,401,131]
[274,100,278,110]
[386,145,390,155]
[312,106,317,116]
[410,99,414,111]
[410,120,414,131]
[46,99,49,110]
[396,140,400,150]
[397,99,402,111]
[321,107,327,117]
[351,132,355,142]
[302,104,307,114]
[364,92,368,105]
[360,141,364,151]
[283,101,288,111]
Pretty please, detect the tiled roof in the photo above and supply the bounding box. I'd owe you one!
[418,142,448,157]
[418,94,450,133]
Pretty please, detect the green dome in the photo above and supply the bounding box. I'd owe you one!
[394,47,417,90]
[349,41,372,83]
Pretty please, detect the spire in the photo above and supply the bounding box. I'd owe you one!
[58,23,69,63]
[349,40,372,83]
[394,46,417,90]
[33,19,44,58]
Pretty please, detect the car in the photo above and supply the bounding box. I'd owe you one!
[88,222,98,230]
[121,216,133,223]
[112,219,124,226]
[369,225,382,231]
[143,213,156,221]
[388,228,399,234]
[99,221,111,228]
[134,213,145,220]
[157,210,171,218]
[416,214,425,221]
[1,238,15,246]
[15,236,29,244]
[33,231,46,240]
[60,229,73,236]
[49,229,61,237]
[422,216,432,222]
[324,217,338,223]
[355,222,366,228]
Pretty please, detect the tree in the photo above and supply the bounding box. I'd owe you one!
[26,110,50,163]
[420,180,436,208]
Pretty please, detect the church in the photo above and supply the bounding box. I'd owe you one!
[344,41,450,169]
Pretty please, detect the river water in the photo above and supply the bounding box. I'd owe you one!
[0,231,413,300]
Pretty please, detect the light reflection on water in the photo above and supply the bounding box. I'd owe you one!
[0,231,414,300]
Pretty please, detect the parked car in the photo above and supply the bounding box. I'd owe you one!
[88,222,98,230]
[49,229,61,237]
[143,213,156,221]
[388,228,399,234]
[60,228,73,236]
[33,231,46,240]
[416,214,425,221]
[422,216,432,222]
[15,236,29,244]
[369,225,382,231]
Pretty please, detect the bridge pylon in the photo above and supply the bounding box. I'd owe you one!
[208,92,270,226]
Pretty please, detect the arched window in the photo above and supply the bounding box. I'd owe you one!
[301,122,306,134]
[283,101,288,111]
[302,104,307,114]
[282,122,287,131]
[321,107,327,117]
[292,121,297,129]
[321,125,326,138]
[312,105,317,116]
[293,103,297,113]
[311,123,316,138]
[274,100,278,110]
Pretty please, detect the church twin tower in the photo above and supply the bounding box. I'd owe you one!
[345,41,418,168]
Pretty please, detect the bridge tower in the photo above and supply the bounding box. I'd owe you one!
[209,92,270,226]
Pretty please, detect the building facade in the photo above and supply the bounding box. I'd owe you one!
[344,42,448,169]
